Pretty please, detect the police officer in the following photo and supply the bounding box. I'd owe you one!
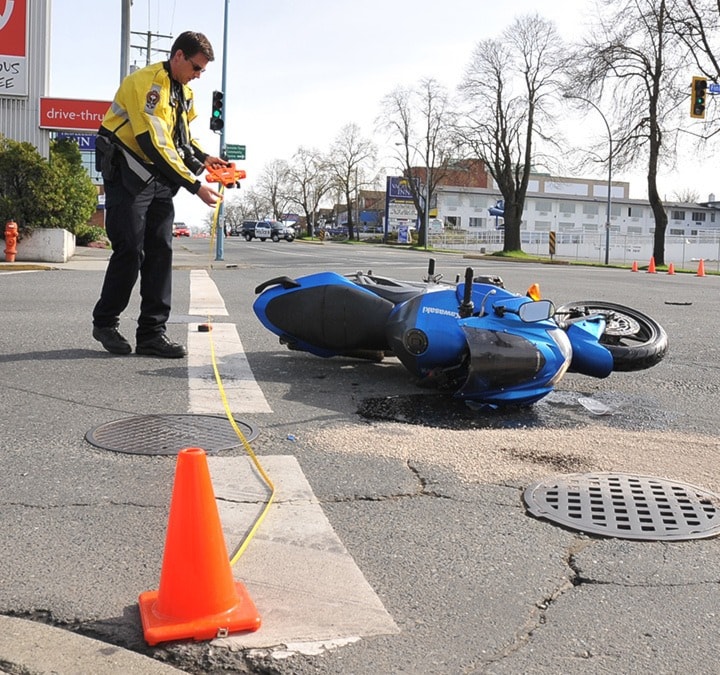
[93,31,227,358]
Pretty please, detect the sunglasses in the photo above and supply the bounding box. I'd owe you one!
[184,54,206,73]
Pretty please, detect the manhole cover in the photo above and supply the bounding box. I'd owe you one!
[524,472,720,541]
[85,414,258,456]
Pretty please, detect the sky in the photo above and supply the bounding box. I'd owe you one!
[48,0,716,227]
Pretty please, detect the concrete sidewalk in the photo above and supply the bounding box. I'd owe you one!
[0,241,214,273]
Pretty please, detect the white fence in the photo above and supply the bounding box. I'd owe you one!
[427,230,720,271]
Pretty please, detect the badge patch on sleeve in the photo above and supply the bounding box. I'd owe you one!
[145,86,161,114]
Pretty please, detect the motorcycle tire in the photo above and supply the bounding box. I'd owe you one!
[555,300,668,372]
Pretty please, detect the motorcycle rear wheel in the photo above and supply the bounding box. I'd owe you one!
[555,301,668,371]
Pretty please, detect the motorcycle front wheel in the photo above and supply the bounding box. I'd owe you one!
[555,301,668,371]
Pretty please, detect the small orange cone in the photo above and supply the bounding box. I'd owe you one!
[631,261,638,272]
[697,259,706,277]
[667,262,675,275]
[647,257,656,274]
[138,447,261,646]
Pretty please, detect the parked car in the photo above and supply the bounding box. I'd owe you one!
[172,223,191,237]
[238,220,295,242]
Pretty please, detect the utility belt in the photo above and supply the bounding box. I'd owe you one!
[95,130,157,196]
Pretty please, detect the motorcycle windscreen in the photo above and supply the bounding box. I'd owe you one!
[263,283,393,351]
[455,327,547,397]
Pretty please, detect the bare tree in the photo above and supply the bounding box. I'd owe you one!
[666,0,720,164]
[223,193,261,231]
[575,0,692,265]
[255,159,292,220]
[202,190,262,233]
[669,0,720,78]
[378,78,456,246]
[327,123,377,240]
[284,147,333,237]
[242,187,271,220]
[672,187,701,202]
[456,15,566,252]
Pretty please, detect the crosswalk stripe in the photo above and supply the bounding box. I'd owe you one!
[189,269,229,316]
[188,271,272,414]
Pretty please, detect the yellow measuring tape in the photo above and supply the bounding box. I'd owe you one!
[204,185,276,566]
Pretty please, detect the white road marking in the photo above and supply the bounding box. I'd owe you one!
[187,272,398,651]
[188,271,272,413]
[189,269,229,316]
[209,455,400,650]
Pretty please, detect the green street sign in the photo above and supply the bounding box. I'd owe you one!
[225,144,246,160]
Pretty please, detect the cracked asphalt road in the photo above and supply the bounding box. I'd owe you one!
[2,241,719,674]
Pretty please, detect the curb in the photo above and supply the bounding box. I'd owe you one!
[0,616,185,674]
[0,263,56,271]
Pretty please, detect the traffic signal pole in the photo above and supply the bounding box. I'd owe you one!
[215,0,230,261]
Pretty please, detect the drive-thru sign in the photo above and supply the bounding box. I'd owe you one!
[39,98,111,132]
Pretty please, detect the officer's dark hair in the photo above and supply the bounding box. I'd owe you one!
[170,31,215,61]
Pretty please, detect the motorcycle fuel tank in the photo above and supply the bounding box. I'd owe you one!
[385,291,473,381]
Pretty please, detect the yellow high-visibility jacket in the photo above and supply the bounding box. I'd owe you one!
[100,61,207,194]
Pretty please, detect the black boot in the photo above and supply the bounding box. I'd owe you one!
[93,326,132,355]
[136,334,187,358]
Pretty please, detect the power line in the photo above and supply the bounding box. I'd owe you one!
[131,29,172,67]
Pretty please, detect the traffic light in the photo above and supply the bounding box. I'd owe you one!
[691,76,707,119]
[210,90,224,131]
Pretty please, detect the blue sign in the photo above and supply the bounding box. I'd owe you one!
[387,176,418,200]
[709,83,720,94]
[56,132,96,150]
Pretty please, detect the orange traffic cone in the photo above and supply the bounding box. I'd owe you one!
[697,259,706,277]
[647,257,656,274]
[138,447,261,646]
[631,261,638,272]
[667,262,675,275]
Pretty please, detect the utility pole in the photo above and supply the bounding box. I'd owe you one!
[120,0,132,81]
[131,30,172,67]
[215,0,230,261]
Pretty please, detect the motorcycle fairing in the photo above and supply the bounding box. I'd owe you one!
[564,318,614,378]
[454,318,573,405]
[385,283,523,379]
[252,272,394,357]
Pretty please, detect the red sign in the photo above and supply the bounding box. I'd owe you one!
[0,0,27,57]
[0,0,28,96]
[39,97,111,132]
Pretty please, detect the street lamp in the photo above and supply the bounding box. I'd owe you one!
[564,94,613,265]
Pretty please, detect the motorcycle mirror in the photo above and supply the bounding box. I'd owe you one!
[518,299,555,322]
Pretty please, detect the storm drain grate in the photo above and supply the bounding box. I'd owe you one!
[85,414,258,456]
[524,472,720,541]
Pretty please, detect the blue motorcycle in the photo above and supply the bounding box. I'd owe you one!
[252,262,667,407]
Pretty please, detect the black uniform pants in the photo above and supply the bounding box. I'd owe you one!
[92,175,175,342]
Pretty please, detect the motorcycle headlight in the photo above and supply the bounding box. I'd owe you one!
[547,327,572,385]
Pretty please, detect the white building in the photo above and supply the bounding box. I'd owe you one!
[432,174,720,266]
